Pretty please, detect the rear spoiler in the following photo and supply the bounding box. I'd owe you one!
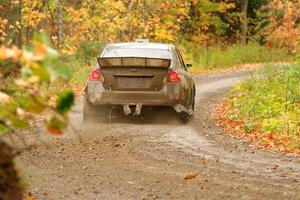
[97,57,171,68]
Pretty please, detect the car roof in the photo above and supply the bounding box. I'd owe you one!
[106,42,173,51]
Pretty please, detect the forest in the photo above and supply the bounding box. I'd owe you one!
[0,0,300,199]
[1,0,299,59]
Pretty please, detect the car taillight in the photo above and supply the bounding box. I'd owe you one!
[167,70,180,82]
[89,69,101,81]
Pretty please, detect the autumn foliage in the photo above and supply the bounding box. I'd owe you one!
[261,0,300,53]
[1,0,299,53]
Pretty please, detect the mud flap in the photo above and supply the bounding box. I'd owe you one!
[173,104,193,115]
[86,81,105,105]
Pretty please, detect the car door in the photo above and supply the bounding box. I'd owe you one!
[173,48,194,109]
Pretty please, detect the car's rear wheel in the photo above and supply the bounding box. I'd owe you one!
[178,112,193,124]
[192,86,196,110]
[178,89,195,124]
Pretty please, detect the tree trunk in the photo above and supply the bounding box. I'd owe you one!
[55,0,63,48]
[241,0,249,45]
[0,140,22,200]
[16,0,23,48]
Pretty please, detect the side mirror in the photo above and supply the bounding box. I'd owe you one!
[186,64,193,68]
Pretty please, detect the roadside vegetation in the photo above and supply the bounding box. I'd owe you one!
[181,42,289,73]
[215,60,300,154]
[214,0,300,154]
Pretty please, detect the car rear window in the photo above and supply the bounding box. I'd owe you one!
[102,48,171,59]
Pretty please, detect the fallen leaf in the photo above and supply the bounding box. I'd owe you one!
[47,125,63,135]
[184,172,198,180]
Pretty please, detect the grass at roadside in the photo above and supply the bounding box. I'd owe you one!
[214,61,300,154]
[179,41,290,73]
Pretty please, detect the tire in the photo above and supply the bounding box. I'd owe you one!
[178,112,193,124]
[192,86,196,111]
[176,87,195,124]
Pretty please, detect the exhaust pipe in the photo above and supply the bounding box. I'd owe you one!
[134,104,142,115]
[123,105,131,115]
[122,104,143,116]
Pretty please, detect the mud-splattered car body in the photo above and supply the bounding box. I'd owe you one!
[84,42,195,120]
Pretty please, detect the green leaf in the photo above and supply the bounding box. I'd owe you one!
[46,113,67,135]
[12,118,28,129]
[56,90,75,114]
[33,66,50,82]
[21,67,33,80]
[0,124,8,134]
[33,33,50,45]
[244,124,255,132]
[25,93,47,113]
[42,47,59,63]
[47,113,67,129]
[50,61,71,80]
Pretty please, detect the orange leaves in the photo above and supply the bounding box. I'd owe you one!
[32,41,48,61]
[262,0,300,53]
[0,17,8,41]
[47,125,63,135]
[63,0,190,44]
[0,46,7,60]
[1,0,239,51]
[11,0,20,7]
[218,2,236,12]
[20,0,50,40]
[0,45,21,62]
[21,8,48,29]
[184,172,198,180]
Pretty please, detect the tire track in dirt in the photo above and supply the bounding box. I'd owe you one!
[17,69,300,200]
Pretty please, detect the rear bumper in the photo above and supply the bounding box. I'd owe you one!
[88,91,175,106]
[86,81,180,106]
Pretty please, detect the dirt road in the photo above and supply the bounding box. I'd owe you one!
[17,70,300,200]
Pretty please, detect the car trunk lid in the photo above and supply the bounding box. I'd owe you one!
[98,57,170,91]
